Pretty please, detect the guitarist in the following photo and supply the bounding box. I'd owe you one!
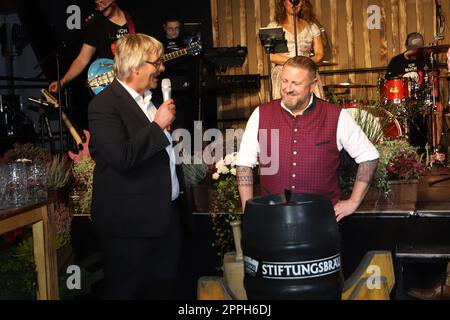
[48,0,136,93]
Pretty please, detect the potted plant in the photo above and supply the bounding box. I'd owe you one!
[339,106,427,205]
[209,152,242,265]
[46,154,72,203]
[182,155,210,213]
[370,139,426,204]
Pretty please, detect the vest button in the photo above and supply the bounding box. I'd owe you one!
[292,186,296,189]
[294,140,297,144]
[292,174,296,178]
[293,151,297,155]
[294,128,298,132]
[293,163,297,166]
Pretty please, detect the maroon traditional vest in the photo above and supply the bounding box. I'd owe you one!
[258,97,342,204]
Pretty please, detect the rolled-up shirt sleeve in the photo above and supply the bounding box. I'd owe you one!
[337,109,380,164]
[236,107,260,168]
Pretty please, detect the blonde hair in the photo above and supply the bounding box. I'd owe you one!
[113,33,164,81]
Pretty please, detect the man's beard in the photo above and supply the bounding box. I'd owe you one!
[282,93,310,111]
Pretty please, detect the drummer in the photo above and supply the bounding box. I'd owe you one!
[386,32,432,86]
[385,32,443,154]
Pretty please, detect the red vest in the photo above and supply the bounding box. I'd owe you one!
[258,97,342,204]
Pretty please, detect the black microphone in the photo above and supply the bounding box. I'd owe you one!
[289,0,301,5]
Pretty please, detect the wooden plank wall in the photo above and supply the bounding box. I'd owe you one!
[210,0,450,128]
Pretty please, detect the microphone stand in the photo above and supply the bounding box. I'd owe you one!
[291,1,300,57]
[56,47,64,154]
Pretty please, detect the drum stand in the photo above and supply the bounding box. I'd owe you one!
[425,51,445,165]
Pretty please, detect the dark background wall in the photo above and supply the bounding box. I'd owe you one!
[15,0,212,78]
[10,0,214,132]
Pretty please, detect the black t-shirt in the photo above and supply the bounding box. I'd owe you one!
[161,36,185,53]
[386,52,432,85]
[84,15,129,59]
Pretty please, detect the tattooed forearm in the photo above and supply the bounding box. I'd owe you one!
[356,159,378,183]
[237,166,253,187]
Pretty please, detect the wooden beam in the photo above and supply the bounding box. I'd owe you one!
[390,0,399,56]
[210,0,219,46]
[254,0,266,103]
[416,0,424,34]
[345,0,355,83]
[329,0,339,84]
[380,0,388,65]
[399,0,407,51]
[362,0,372,69]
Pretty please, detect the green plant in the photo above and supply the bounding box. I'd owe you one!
[339,138,426,199]
[0,230,36,299]
[210,152,241,265]
[182,155,208,186]
[71,156,95,215]
[46,154,72,189]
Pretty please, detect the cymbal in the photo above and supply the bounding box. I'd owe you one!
[324,82,378,89]
[423,44,450,54]
[317,61,339,67]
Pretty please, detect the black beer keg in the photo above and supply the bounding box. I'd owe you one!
[242,193,343,300]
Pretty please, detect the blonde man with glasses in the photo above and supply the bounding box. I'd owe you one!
[88,33,185,299]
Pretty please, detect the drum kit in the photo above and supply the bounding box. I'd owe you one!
[323,43,450,161]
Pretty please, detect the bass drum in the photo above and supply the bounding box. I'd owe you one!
[345,107,403,141]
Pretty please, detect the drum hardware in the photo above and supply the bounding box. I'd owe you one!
[423,44,450,54]
[324,83,377,89]
[317,61,339,67]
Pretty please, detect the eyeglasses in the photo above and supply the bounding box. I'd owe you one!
[144,60,163,68]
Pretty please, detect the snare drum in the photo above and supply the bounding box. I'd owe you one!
[380,77,410,104]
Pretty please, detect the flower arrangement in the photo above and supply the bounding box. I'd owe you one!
[340,137,427,200]
[210,152,241,264]
[71,156,96,216]
[386,150,426,181]
[374,139,426,191]
[211,152,240,218]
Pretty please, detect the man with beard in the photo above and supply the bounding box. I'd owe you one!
[236,56,379,221]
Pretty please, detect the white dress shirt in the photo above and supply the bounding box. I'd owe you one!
[118,80,179,201]
[236,94,380,169]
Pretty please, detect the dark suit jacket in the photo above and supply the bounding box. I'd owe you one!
[88,79,185,238]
